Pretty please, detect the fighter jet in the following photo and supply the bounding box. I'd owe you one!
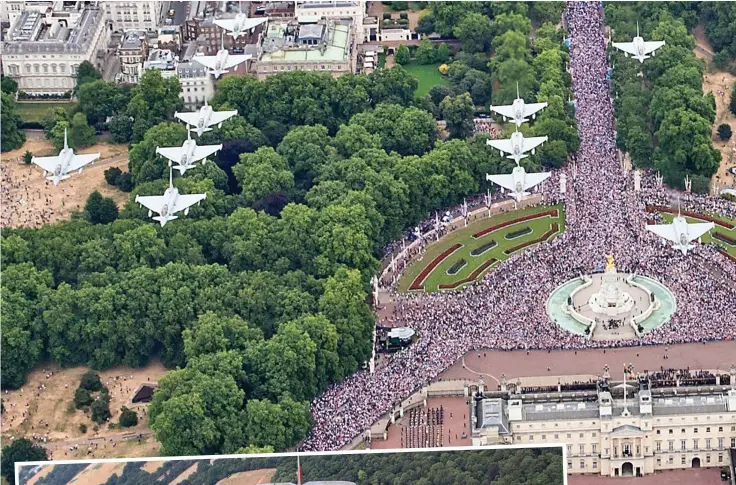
[31,128,99,186]
[175,99,238,137]
[486,127,548,165]
[612,22,665,63]
[645,204,714,255]
[194,33,252,78]
[155,131,222,175]
[214,13,267,40]
[135,168,206,227]
[490,83,548,128]
[486,163,551,203]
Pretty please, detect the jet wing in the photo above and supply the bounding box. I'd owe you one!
[193,54,218,71]
[487,138,514,155]
[31,156,61,173]
[523,171,551,191]
[686,222,715,241]
[612,42,639,57]
[522,136,548,152]
[135,195,165,214]
[490,105,516,120]
[523,102,548,118]
[175,111,201,127]
[156,146,184,163]
[208,110,238,126]
[645,224,676,243]
[67,153,100,171]
[644,41,665,55]
[213,18,237,31]
[192,144,222,162]
[173,193,206,214]
[215,17,268,32]
[224,54,252,70]
[485,174,516,193]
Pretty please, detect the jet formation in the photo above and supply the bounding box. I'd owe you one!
[485,87,550,203]
[175,99,237,137]
[612,22,665,63]
[31,129,100,186]
[194,32,253,78]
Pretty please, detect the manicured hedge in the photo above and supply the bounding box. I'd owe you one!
[505,226,532,240]
[713,232,736,245]
[718,249,736,263]
[504,224,559,255]
[473,209,559,238]
[408,243,463,291]
[447,258,467,275]
[470,240,497,256]
[438,258,499,289]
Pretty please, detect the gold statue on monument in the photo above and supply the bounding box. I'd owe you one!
[605,254,616,272]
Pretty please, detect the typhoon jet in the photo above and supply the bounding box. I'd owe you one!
[490,83,548,128]
[194,33,252,78]
[31,128,99,186]
[175,99,238,137]
[486,163,551,203]
[486,127,548,165]
[135,168,206,227]
[612,22,665,63]
[645,204,714,255]
[214,12,268,40]
[155,131,222,175]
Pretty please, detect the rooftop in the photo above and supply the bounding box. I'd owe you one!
[4,6,103,54]
[260,20,351,64]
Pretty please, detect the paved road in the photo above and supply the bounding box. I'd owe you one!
[45,431,155,451]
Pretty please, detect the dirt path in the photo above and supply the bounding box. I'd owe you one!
[170,462,199,485]
[214,468,277,485]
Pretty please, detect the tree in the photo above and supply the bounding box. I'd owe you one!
[23,151,32,165]
[109,115,134,143]
[126,70,182,142]
[440,93,475,139]
[70,113,97,148]
[1,76,18,95]
[233,147,295,206]
[79,371,103,392]
[1,93,25,152]
[416,13,436,35]
[104,167,123,186]
[436,42,451,63]
[74,388,93,408]
[76,61,102,88]
[128,122,187,183]
[731,82,736,117]
[85,191,119,224]
[42,106,69,139]
[718,123,732,141]
[429,85,452,105]
[78,80,128,125]
[1,439,48,485]
[453,12,492,54]
[91,396,111,423]
[119,407,138,427]
[415,38,436,65]
[395,44,410,65]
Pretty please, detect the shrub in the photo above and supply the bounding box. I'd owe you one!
[439,64,449,75]
[79,423,87,434]
[91,397,111,424]
[119,407,138,428]
[447,258,467,275]
[74,388,92,409]
[80,371,103,392]
[104,166,122,186]
[399,12,408,20]
[116,172,134,192]
[717,123,732,141]
[23,151,33,165]
[383,12,391,20]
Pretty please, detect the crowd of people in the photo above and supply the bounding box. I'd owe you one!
[473,119,501,138]
[400,406,445,449]
[303,2,736,452]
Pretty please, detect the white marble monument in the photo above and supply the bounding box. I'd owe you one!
[588,255,635,317]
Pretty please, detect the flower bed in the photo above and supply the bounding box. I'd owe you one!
[472,209,559,238]
[713,232,736,246]
[470,240,498,256]
[438,258,499,290]
[504,226,532,240]
[408,243,463,291]
[503,224,559,255]
[645,206,734,229]
[447,258,467,275]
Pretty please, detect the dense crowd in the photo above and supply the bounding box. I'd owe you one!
[302,2,736,452]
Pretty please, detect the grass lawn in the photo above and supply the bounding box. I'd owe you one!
[15,101,78,124]
[398,204,566,293]
[401,60,449,98]
[660,212,736,258]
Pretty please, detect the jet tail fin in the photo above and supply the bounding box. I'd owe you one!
[153,215,178,226]
[47,174,71,185]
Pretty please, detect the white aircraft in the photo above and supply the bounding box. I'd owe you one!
[645,204,714,255]
[31,128,99,186]
[175,99,238,137]
[156,131,222,175]
[612,22,665,63]
[194,34,252,78]
[214,13,267,40]
[486,127,548,165]
[490,83,548,128]
[486,163,551,203]
[135,168,206,227]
